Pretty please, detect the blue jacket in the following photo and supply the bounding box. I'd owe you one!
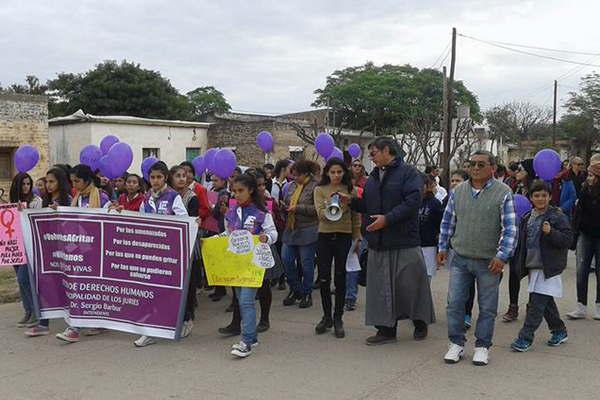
[559,179,577,219]
[351,157,423,250]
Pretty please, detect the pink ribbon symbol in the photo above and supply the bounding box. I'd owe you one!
[1,209,16,239]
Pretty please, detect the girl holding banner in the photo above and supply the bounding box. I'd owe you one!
[9,172,42,328]
[25,167,73,337]
[224,173,278,358]
[133,161,190,347]
[56,165,112,343]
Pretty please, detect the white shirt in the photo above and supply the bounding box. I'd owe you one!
[528,270,563,298]
[435,185,448,202]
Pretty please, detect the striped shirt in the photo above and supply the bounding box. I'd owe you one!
[438,179,518,262]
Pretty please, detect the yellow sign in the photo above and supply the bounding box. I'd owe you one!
[201,235,265,288]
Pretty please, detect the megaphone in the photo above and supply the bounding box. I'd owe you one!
[325,193,343,221]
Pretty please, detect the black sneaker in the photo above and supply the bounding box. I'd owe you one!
[218,324,241,337]
[334,318,345,338]
[315,317,333,334]
[365,334,397,346]
[231,341,253,358]
[256,321,270,333]
[413,321,428,341]
[345,299,356,311]
[283,291,300,306]
[298,294,312,309]
[17,313,32,328]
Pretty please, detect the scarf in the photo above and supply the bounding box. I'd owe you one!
[71,183,101,208]
[286,176,309,230]
[150,184,169,201]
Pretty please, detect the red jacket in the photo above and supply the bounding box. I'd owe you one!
[118,193,145,211]
[192,182,212,229]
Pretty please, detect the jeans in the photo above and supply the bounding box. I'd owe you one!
[234,287,258,345]
[447,254,501,348]
[316,233,352,319]
[346,271,359,302]
[14,264,33,315]
[282,242,317,296]
[576,233,600,305]
[518,292,566,342]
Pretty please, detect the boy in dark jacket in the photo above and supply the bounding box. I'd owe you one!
[511,180,573,352]
[419,174,443,280]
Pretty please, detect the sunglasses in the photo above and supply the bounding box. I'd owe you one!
[468,161,490,169]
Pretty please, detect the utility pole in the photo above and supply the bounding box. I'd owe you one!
[442,66,449,179]
[442,27,456,189]
[552,80,557,146]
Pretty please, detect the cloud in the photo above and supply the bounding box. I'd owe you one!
[1,0,598,115]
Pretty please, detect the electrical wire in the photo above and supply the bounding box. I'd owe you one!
[459,33,600,67]
[459,34,600,56]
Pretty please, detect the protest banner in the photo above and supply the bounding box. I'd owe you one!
[0,203,28,266]
[21,208,198,340]
[201,232,266,287]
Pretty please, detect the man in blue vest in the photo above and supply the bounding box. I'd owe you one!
[438,150,517,366]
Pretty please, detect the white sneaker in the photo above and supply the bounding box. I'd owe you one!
[134,335,156,347]
[443,343,464,364]
[566,302,587,320]
[181,320,193,338]
[472,347,489,366]
[594,304,600,320]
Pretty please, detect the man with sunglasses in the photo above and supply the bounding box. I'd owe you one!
[438,150,517,366]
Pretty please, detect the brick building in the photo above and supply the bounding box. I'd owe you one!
[207,110,374,168]
[0,94,49,200]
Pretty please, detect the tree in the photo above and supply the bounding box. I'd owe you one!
[312,62,481,166]
[485,101,552,155]
[47,60,192,119]
[1,75,48,95]
[186,86,231,121]
[563,73,600,160]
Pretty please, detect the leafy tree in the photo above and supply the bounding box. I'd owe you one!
[1,75,48,95]
[485,101,552,149]
[562,73,600,160]
[311,62,480,165]
[186,86,231,121]
[47,60,192,119]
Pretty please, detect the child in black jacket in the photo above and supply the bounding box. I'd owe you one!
[510,180,573,352]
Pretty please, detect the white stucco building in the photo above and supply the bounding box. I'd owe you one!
[48,110,210,174]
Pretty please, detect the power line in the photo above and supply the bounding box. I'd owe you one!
[459,33,600,67]
[459,34,600,56]
[430,40,451,69]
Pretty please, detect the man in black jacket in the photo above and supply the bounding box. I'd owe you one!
[347,137,435,345]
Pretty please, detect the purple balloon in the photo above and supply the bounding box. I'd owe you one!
[533,149,562,181]
[327,147,344,161]
[212,149,237,179]
[192,155,206,177]
[204,148,219,173]
[256,131,274,153]
[514,194,532,219]
[79,145,103,170]
[315,133,335,158]
[348,143,361,159]
[107,142,133,173]
[14,145,40,173]
[98,154,122,180]
[100,135,120,155]
[141,156,159,180]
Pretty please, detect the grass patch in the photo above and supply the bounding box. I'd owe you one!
[0,267,19,304]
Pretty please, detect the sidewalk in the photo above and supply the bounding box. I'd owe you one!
[1,256,600,400]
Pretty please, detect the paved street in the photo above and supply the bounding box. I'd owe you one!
[1,255,600,400]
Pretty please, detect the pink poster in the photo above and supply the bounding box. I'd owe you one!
[0,203,28,266]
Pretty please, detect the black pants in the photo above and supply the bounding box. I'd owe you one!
[576,234,600,305]
[518,292,566,342]
[375,320,426,337]
[229,279,272,328]
[508,257,521,305]
[317,233,352,319]
[184,244,203,321]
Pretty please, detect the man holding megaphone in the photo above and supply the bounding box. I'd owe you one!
[337,137,435,346]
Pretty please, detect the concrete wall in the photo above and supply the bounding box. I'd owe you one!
[0,94,49,199]
[49,122,209,174]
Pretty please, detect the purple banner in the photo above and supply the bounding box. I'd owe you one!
[21,208,197,340]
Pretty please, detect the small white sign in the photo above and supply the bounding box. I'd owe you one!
[252,243,275,269]
[227,230,254,254]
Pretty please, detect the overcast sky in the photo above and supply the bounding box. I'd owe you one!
[1,0,599,115]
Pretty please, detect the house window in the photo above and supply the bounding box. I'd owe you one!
[0,148,13,180]
[186,147,201,162]
[143,148,160,159]
[288,146,304,161]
